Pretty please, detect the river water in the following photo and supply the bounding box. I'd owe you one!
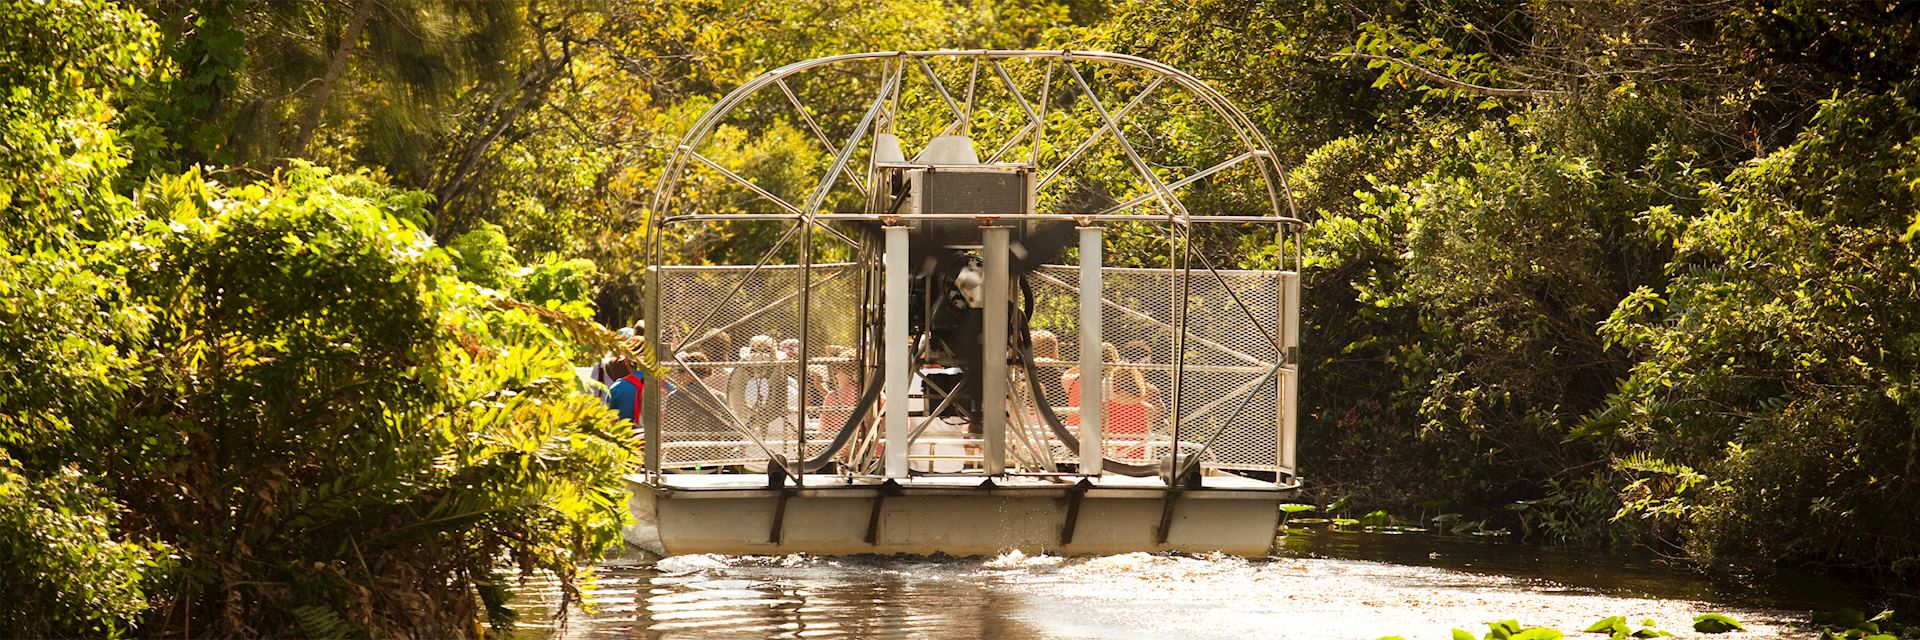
[512,529,1876,639]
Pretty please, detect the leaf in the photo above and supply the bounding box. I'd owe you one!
[1584,616,1628,634]
[1511,629,1564,640]
[1279,503,1317,514]
[1815,609,1866,627]
[1454,630,1479,640]
[1693,613,1743,633]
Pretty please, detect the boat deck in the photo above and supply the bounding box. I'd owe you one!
[632,472,1294,499]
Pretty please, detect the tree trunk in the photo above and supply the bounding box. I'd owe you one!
[288,0,375,159]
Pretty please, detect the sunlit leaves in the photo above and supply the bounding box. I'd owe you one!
[1598,81,1920,575]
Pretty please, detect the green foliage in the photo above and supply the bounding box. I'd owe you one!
[1600,81,1920,576]
[1813,608,1909,640]
[449,221,522,290]
[1582,615,1671,639]
[1115,0,1920,581]
[0,7,173,635]
[0,455,169,638]
[1691,613,1742,634]
[519,256,601,311]
[1457,620,1564,640]
[1284,123,1666,537]
[111,165,636,636]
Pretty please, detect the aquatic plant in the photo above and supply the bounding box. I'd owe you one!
[1582,616,1671,639]
[1455,619,1565,640]
[1691,613,1742,633]
[1279,503,1316,527]
[1813,608,1906,640]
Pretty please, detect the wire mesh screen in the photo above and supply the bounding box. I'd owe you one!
[1024,266,1284,472]
[655,263,862,469]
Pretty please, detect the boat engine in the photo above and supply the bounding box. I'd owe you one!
[871,134,1072,433]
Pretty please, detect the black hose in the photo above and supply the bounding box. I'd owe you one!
[796,361,888,473]
[1014,276,1159,477]
[795,316,905,474]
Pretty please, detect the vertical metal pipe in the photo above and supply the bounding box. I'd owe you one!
[980,225,1011,475]
[642,264,662,478]
[883,225,911,478]
[1168,223,1193,482]
[1078,225,1104,475]
[1281,270,1300,472]
[794,218,813,485]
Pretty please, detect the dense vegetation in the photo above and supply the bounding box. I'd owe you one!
[3,0,1917,635]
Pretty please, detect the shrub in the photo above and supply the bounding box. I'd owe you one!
[0,456,169,638]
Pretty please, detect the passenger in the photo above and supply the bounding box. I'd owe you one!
[603,357,645,424]
[584,356,612,397]
[727,335,781,435]
[698,331,735,389]
[802,365,829,435]
[777,338,804,409]
[818,351,862,436]
[1029,330,1065,405]
[1104,357,1161,459]
[1123,338,1172,412]
[663,353,731,452]
[673,351,712,394]
[1059,342,1118,426]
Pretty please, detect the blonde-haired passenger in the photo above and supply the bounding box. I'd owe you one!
[1061,343,1160,459]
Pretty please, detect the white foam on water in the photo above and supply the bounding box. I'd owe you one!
[984,549,1066,569]
[652,553,735,573]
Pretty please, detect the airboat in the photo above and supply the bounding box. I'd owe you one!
[626,50,1302,557]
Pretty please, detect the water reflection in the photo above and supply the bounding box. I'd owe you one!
[517,534,1838,639]
[521,555,1047,639]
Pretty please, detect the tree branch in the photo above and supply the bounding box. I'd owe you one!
[1329,52,1568,99]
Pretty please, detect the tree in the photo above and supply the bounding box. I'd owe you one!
[1600,82,1920,576]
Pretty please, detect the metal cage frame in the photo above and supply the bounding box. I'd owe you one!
[637,50,1304,484]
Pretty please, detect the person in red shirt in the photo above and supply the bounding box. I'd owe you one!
[1103,356,1160,460]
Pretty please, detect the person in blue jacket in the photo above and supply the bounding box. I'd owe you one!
[604,359,645,424]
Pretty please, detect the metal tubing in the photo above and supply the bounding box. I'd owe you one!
[775,79,870,199]
[794,225,814,486]
[1038,77,1164,191]
[1078,225,1104,475]
[645,49,1299,247]
[1031,59,1053,167]
[980,225,1012,475]
[662,212,1305,226]
[1095,151,1254,216]
[642,265,662,478]
[883,225,911,478]
[1281,270,1300,471]
[1067,63,1186,218]
[1169,221,1194,483]
[801,67,899,218]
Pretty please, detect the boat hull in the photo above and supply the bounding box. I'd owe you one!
[625,474,1291,557]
